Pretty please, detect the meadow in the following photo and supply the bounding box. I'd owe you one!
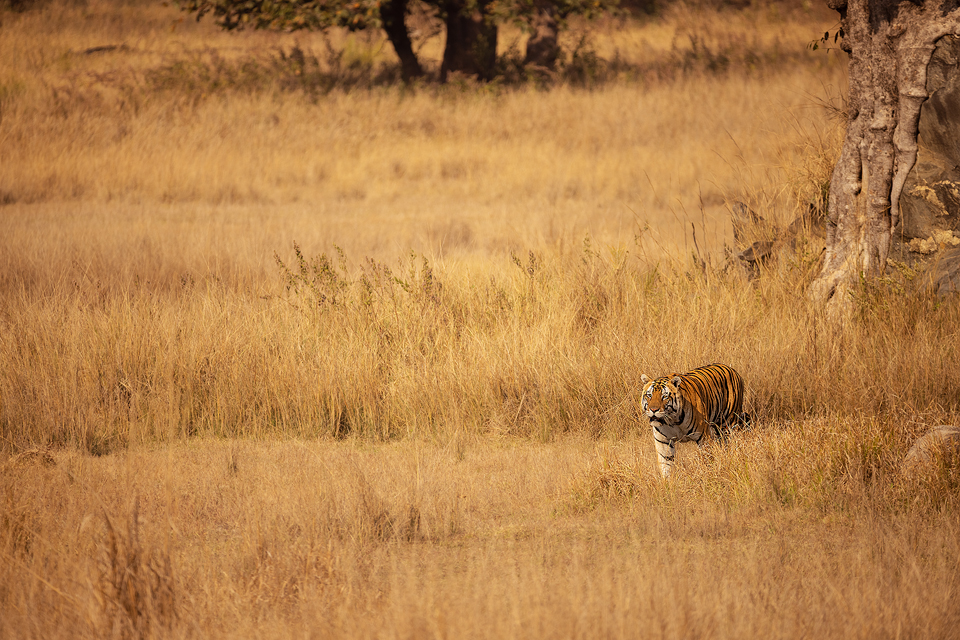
[2,0,960,637]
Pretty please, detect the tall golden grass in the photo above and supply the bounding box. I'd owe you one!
[2,0,960,637]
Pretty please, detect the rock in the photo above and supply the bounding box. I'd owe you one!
[898,36,960,244]
[903,425,960,471]
[927,245,960,295]
[920,36,960,164]
[737,240,774,265]
[907,228,960,255]
[900,162,960,241]
[730,202,765,245]
[727,200,822,279]
[925,35,960,95]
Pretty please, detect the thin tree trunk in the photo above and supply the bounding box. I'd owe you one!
[380,0,424,82]
[523,3,560,70]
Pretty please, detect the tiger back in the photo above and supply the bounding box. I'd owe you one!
[639,363,747,477]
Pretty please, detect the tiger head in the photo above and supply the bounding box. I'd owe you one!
[639,374,685,426]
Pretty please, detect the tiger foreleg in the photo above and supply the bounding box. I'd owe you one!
[652,428,676,478]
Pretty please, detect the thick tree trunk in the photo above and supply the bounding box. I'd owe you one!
[440,0,498,82]
[380,0,424,82]
[811,0,960,309]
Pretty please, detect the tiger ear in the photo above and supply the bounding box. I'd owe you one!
[640,374,651,384]
[670,375,683,387]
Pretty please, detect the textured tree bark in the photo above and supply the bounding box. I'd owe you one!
[811,0,960,309]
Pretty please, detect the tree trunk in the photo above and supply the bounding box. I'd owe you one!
[440,0,498,82]
[523,3,560,70]
[380,0,424,82]
[811,0,960,309]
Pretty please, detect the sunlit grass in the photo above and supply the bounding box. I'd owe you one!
[2,1,958,638]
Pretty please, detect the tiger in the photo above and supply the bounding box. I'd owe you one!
[639,363,748,477]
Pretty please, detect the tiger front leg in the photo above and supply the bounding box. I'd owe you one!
[652,428,676,478]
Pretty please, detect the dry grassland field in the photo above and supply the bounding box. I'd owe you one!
[2,0,960,638]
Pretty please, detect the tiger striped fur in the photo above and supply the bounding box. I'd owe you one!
[639,363,748,477]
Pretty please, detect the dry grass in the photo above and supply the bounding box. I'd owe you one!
[3,433,960,639]
[1,0,843,253]
[2,0,960,638]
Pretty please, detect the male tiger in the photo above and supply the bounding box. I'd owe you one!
[639,363,748,477]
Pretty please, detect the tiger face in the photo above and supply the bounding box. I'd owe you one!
[639,373,685,427]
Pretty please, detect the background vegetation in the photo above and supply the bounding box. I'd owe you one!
[2,0,959,638]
